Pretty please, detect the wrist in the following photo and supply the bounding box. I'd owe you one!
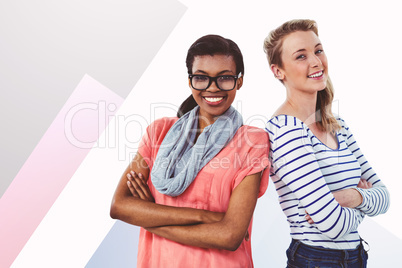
[353,188,364,208]
[196,209,206,224]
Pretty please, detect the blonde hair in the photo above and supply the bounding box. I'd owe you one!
[263,19,340,132]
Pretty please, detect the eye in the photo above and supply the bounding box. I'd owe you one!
[315,49,324,54]
[296,54,306,60]
[193,75,208,82]
[218,75,234,82]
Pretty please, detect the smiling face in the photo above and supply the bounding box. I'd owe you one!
[272,30,328,95]
[190,54,242,126]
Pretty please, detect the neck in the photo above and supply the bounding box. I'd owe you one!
[284,87,318,126]
[197,115,217,131]
[197,106,230,131]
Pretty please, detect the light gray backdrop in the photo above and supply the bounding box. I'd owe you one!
[0,0,186,197]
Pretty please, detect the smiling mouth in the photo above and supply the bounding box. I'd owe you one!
[204,97,224,103]
[203,96,225,105]
[307,71,323,78]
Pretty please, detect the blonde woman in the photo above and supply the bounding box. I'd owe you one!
[264,19,389,267]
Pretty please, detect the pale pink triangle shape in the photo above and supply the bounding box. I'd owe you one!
[0,74,124,268]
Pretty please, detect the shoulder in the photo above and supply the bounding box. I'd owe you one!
[265,115,308,138]
[139,117,178,155]
[266,114,307,129]
[333,115,350,133]
[238,125,268,137]
[226,125,269,154]
[236,125,269,144]
[146,117,179,138]
[149,117,178,129]
[151,117,179,127]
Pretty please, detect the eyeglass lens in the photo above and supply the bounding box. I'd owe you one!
[191,75,236,91]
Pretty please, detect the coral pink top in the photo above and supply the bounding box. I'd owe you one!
[137,117,270,268]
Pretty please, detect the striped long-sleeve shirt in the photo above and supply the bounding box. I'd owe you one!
[265,115,390,249]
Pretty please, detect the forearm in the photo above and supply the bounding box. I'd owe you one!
[111,152,223,228]
[146,217,247,251]
[278,176,364,239]
[355,186,390,216]
[110,195,222,228]
[332,188,363,208]
[346,126,390,216]
[145,172,262,251]
[333,184,390,216]
[307,198,364,239]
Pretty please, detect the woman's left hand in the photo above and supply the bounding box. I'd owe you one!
[305,211,314,224]
[127,170,155,202]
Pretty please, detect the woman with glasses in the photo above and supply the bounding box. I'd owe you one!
[263,19,390,267]
[110,34,270,268]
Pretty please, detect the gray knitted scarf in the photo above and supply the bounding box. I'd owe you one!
[151,105,243,196]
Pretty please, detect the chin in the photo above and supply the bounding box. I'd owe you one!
[207,108,227,117]
[315,81,327,92]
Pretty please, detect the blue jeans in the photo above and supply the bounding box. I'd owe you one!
[286,239,368,268]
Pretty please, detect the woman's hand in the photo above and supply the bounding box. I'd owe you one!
[305,189,363,223]
[357,179,372,189]
[305,179,373,224]
[111,152,226,228]
[332,189,362,208]
[127,170,154,202]
[305,211,314,224]
[333,179,373,208]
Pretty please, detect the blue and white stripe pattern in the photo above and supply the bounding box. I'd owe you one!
[265,115,390,249]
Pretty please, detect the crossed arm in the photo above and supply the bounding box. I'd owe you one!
[305,121,390,223]
[110,153,262,251]
[305,179,372,224]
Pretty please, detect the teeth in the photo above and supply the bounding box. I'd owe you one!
[308,71,323,78]
[204,97,223,103]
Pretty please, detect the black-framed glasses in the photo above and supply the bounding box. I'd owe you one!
[188,73,241,91]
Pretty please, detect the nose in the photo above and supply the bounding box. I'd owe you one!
[310,54,322,67]
[206,79,220,92]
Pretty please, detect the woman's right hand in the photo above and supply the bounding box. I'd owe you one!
[357,179,372,189]
[333,179,373,208]
[127,170,155,202]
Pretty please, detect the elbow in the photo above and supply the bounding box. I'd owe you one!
[370,198,391,216]
[225,241,242,252]
[109,198,122,220]
[109,206,118,220]
[222,240,241,252]
[367,187,391,216]
[220,231,244,251]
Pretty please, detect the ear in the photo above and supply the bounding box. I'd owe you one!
[236,75,243,90]
[271,64,284,80]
